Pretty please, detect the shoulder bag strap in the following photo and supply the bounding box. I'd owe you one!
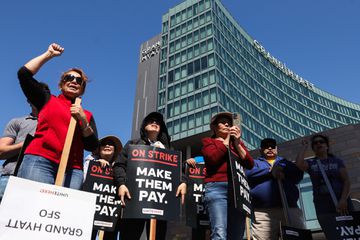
[316,159,338,207]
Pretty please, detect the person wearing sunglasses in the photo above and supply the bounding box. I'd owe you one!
[201,112,254,240]
[296,134,352,239]
[113,112,187,240]
[17,43,98,189]
[83,136,123,240]
[246,138,305,240]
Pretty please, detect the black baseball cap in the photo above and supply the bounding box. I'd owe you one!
[260,138,277,148]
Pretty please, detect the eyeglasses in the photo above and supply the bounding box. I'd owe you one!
[312,140,326,145]
[63,74,84,85]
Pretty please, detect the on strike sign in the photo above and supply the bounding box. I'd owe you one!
[122,145,181,221]
[0,176,96,240]
[82,161,121,231]
[185,163,209,229]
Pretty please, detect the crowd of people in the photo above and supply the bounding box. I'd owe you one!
[0,43,355,240]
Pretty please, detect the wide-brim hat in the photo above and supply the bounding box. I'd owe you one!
[95,135,123,159]
[210,112,233,130]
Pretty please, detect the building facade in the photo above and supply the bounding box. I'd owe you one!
[153,0,360,152]
[131,35,162,139]
[132,0,360,236]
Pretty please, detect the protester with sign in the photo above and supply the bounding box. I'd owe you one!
[296,134,353,239]
[0,101,39,202]
[246,138,305,240]
[83,135,122,240]
[84,136,123,179]
[201,112,253,240]
[17,43,98,189]
[185,156,210,240]
[113,112,186,240]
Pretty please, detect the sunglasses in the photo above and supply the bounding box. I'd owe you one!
[63,74,84,85]
[100,141,115,146]
[262,144,276,149]
[146,118,160,125]
[216,118,232,126]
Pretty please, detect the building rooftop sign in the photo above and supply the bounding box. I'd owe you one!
[140,41,161,63]
[253,40,314,90]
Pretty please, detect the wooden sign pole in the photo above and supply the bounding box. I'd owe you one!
[246,216,251,240]
[98,230,104,240]
[55,97,82,186]
[149,218,157,240]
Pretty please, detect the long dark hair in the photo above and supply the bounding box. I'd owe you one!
[311,134,334,157]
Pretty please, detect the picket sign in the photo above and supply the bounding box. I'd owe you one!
[315,159,360,240]
[227,147,251,240]
[55,97,105,240]
[55,97,81,186]
[278,179,312,240]
[278,179,291,226]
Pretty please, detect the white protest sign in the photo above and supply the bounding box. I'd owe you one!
[0,176,97,240]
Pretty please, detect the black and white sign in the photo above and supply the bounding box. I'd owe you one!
[82,161,121,231]
[319,212,360,240]
[280,225,313,240]
[122,145,181,221]
[227,150,252,217]
[185,163,209,229]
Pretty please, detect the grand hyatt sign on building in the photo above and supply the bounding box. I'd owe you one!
[253,40,314,90]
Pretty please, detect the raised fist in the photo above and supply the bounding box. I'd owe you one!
[48,43,64,57]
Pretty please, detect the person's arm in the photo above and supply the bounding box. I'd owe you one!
[337,166,351,215]
[295,139,309,171]
[24,43,64,75]
[0,137,21,160]
[18,67,51,111]
[0,119,23,159]
[82,116,98,152]
[113,141,132,206]
[18,43,63,111]
[281,159,304,184]
[201,138,228,167]
[230,126,254,169]
[246,161,272,185]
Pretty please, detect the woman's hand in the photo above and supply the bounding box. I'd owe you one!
[47,43,64,57]
[337,198,349,215]
[70,104,87,122]
[97,159,110,168]
[176,183,187,205]
[186,158,196,168]
[118,185,131,207]
[230,126,241,142]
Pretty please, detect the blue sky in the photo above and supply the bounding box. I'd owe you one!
[0,0,359,147]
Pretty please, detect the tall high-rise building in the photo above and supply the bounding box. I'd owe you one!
[131,0,360,235]
[133,0,360,155]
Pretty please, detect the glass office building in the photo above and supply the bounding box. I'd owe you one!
[132,1,360,234]
[156,0,360,150]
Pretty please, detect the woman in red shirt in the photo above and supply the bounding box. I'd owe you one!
[202,112,253,240]
[17,43,98,189]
